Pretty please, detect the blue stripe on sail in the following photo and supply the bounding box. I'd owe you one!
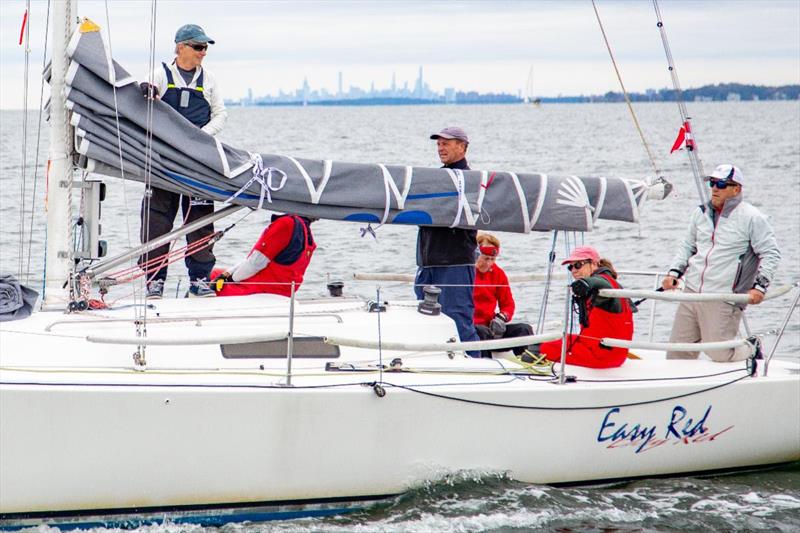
[407,192,459,200]
[163,170,262,201]
[392,211,432,225]
[344,213,381,223]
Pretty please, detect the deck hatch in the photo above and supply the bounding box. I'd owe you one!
[220,337,340,358]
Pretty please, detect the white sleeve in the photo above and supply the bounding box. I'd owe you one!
[668,208,700,274]
[201,69,227,137]
[230,249,269,282]
[750,213,781,285]
[148,65,168,97]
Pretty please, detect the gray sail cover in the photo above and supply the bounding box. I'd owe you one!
[62,25,660,234]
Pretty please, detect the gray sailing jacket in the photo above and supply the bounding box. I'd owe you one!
[668,195,780,302]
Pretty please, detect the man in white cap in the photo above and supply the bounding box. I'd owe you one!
[662,164,780,362]
[138,24,227,298]
[415,126,480,354]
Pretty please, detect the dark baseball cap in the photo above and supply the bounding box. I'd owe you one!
[175,24,215,44]
[430,126,469,143]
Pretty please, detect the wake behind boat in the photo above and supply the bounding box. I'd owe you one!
[1,3,798,531]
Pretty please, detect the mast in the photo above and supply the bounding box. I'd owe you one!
[42,0,75,309]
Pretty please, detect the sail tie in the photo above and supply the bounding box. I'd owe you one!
[223,154,287,210]
[446,169,474,228]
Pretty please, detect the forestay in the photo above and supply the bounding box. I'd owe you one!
[59,21,664,234]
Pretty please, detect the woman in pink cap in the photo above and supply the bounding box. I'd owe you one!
[538,246,634,368]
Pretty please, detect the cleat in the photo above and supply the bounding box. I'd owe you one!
[146,280,164,300]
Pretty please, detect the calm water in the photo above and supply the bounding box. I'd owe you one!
[1,102,799,530]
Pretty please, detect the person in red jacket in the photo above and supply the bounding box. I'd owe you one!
[473,233,533,357]
[211,214,316,297]
[538,246,634,368]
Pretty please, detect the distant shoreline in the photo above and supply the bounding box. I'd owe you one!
[226,83,800,108]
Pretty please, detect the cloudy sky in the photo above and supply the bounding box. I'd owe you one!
[1,0,798,108]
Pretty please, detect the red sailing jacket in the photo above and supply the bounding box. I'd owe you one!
[217,215,316,297]
[540,272,633,368]
[473,265,515,326]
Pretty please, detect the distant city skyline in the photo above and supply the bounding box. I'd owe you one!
[227,75,800,107]
[1,1,799,109]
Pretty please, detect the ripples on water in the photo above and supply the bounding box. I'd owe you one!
[56,465,800,532]
[2,102,799,531]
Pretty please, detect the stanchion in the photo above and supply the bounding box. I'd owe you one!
[286,281,296,386]
[559,284,571,385]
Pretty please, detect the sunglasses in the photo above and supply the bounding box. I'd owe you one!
[567,260,589,271]
[708,179,739,190]
[185,43,208,52]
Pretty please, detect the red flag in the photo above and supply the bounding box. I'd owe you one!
[19,9,28,46]
[670,126,686,153]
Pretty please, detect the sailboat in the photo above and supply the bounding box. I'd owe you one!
[525,66,541,106]
[1,4,798,531]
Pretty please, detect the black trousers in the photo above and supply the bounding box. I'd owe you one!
[139,187,215,282]
[475,322,534,358]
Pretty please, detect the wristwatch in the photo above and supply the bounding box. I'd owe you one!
[753,275,769,294]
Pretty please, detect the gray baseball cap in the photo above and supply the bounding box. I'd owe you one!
[430,126,469,143]
[175,24,215,44]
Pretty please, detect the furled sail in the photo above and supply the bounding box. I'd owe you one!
[61,22,666,235]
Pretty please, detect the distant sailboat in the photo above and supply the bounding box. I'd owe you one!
[525,66,541,106]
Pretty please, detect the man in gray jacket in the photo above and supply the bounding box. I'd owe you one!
[661,164,780,362]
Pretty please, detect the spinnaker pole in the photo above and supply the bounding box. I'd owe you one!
[653,0,708,205]
[42,0,75,309]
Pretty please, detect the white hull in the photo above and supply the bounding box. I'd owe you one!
[1,295,798,525]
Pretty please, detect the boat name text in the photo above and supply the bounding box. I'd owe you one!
[596,405,734,453]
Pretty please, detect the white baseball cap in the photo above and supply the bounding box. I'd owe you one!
[707,164,743,185]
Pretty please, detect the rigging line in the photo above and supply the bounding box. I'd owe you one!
[536,231,558,333]
[591,0,662,179]
[384,370,752,411]
[24,0,51,287]
[19,1,32,279]
[139,0,158,332]
[652,0,707,205]
[103,0,134,266]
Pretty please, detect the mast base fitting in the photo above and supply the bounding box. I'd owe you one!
[67,300,89,312]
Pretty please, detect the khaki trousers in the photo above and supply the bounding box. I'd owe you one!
[666,294,751,362]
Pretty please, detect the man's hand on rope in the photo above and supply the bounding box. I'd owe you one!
[139,82,160,100]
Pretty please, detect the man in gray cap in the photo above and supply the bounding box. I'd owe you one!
[415,126,480,354]
[138,24,227,298]
[661,163,780,362]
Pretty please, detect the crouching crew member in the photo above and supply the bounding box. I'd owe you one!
[473,233,534,357]
[538,246,633,368]
[212,214,316,297]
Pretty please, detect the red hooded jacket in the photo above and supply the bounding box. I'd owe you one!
[540,271,633,368]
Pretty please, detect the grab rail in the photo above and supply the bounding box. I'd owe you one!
[324,331,561,352]
[599,285,795,304]
[599,289,750,304]
[86,330,289,346]
[45,312,344,331]
[600,337,747,352]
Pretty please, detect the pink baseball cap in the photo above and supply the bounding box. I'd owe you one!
[561,246,600,265]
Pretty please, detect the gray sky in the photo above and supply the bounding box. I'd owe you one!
[1,0,799,109]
